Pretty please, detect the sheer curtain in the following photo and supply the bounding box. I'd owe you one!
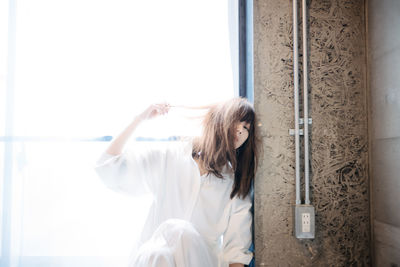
[0,0,237,266]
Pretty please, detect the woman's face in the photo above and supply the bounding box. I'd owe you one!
[234,121,251,149]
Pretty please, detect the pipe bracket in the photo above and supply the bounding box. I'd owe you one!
[299,118,312,125]
[289,129,304,135]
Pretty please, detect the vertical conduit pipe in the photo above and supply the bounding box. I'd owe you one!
[293,0,315,239]
[293,0,301,205]
[302,0,310,205]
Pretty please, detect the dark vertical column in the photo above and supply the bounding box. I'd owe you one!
[245,0,254,103]
[238,0,247,99]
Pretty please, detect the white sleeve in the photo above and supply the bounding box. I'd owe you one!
[94,142,168,196]
[222,195,253,265]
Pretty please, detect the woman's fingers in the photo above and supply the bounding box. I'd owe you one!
[156,103,171,114]
[146,103,170,119]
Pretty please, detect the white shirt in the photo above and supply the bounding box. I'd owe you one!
[95,140,253,266]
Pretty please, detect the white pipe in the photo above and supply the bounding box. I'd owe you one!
[302,0,310,205]
[293,0,301,205]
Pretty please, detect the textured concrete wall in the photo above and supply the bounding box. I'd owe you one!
[254,0,370,266]
[368,0,400,266]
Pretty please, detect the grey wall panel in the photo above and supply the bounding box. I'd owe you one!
[368,0,400,60]
[371,138,400,227]
[368,0,400,265]
[374,221,400,266]
[370,49,400,140]
[374,241,400,267]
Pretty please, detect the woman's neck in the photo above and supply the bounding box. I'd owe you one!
[193,157,207,176]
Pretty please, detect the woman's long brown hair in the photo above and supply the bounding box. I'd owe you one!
[192,97,260,199]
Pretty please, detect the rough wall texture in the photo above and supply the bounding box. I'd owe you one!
[254,0,370,266]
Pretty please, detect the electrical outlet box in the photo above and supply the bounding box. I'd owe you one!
[294,205,315,239]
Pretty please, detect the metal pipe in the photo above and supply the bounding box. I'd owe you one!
[293,0,301,205]
[294,0,315,240]
[302,0,310,205]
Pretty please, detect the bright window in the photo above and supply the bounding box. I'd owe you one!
[0,0,238,266]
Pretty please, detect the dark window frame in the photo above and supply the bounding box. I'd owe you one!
[239,1,255,266]
[238,0,254,103]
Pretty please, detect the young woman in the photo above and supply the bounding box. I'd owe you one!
[95,97,259,267]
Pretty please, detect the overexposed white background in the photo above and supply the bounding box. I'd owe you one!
[0,0,238,266]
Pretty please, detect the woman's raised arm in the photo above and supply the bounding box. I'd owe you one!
[106,103,170,156]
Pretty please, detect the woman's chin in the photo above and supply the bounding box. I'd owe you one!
[234,143,242,150]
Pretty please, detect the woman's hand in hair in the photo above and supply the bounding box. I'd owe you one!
[105,103,170,156]
[138,103,171,121]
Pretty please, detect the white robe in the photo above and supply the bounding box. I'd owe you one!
[94,140,253,267]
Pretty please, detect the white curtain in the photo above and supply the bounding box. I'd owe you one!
[0,0,237,266]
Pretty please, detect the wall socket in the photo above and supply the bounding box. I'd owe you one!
[294,205,315,239]
[302,213,311,233]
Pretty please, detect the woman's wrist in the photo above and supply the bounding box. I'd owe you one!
[133,114,145,124]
